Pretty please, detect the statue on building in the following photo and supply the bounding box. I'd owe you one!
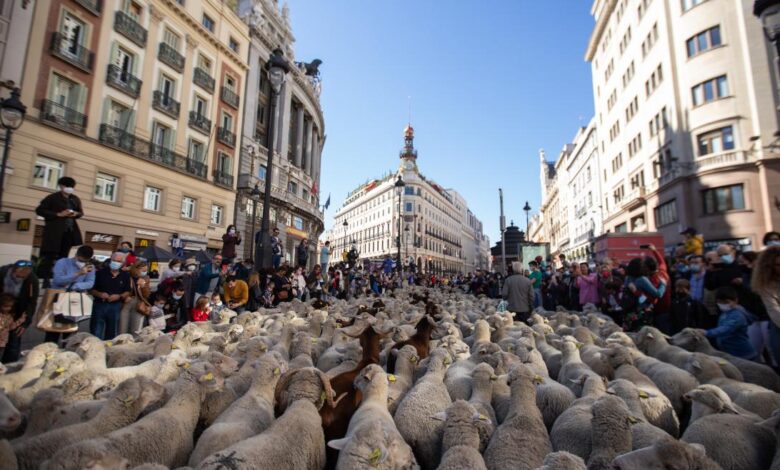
[301,59,322,78]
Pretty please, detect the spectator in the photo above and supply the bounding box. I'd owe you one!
[348,242,360,269]
[270,228,283,269]
[163,281,188,331]
[763,231,780,248]
[232,259,253,283]
[170,232,184,258]
[221,225,241,264]
[681,227,704,256]
[118,241,137,268]
[148,293,167,331]
[576,262,600,308]
[0,260,38,363]
[752,246,780,366]
[645,244,671,316]
[120,260,151,335]
[296,238,309,269]
[195,253,223,300]
[246,272,262,311]
[292,267,307,300]
[688,255,706,303]
[223,275,249,313]
[209,292,225,322]
[0,294,25,360]
[35,177,84,283]
[307,264,325,300]
[49,245,96,345]
[501,261,535,323]
[191,296,211,322]
[89,252,131,340]
[666,279,712,334]
[705,244,742,292]
[160,259,186,284]
[528,261,543,308]
[272,267,293,304]
[701,286,758,360]
[262,281,275,308]
[320,241,332,275]
[623,257,664,331]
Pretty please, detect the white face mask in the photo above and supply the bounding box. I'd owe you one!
[187,265,197,272]
[140,271,148,277]
[173,293,183,300]
[229,229,236,235]
[717,303,732,312]
[75,260,86,268]
[172,266,181,272]
[214,301,222,306]
[61,186,75,194]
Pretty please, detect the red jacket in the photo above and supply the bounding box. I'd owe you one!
[191,308,210,322]
[650,248,671,314]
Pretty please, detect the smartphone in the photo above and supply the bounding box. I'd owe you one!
[639,244,650,249]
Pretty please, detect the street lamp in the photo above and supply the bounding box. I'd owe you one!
[404,224,410,269]
[522,201,531,240]
[0,87,27,210]
[256,48,290,269]
[342,219,348,254]
[394,175,405,275]
[247,184,261,261]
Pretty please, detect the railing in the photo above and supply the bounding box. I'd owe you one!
[114,11,147,47]
[217,127,236,147]
[50,32,93,72]
[221,87,239,109]
[40,100,87,134]
[74,0,101,15]
[193,68,215,93]
[399,149,418,159]
[213,170,234,188]
[158,43,184,72]
[188,111,211,135]
[99,124,208,179]
[694,150,749,171]
[106,64,142,98]
[573,230,594,245]
[152,91,180,118]
[621,186,647,210]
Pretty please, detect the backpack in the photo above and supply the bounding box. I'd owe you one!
[620,284,639,313]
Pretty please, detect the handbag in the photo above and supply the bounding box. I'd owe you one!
[35,289,79,333]
[133,278,152,316]
[52,288,93,322]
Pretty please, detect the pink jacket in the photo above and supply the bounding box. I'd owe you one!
[577,273,600,306]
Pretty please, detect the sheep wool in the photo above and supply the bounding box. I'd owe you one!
[587,394,632,470]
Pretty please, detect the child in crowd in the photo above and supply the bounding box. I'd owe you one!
[209,292,225,322]
[191,296,211,322]
[262,281,275,308]
[702,286,758,360]
[670,278,714,333]
[164,281,187,331]
[148,293,168,331]
[0,294,25,359]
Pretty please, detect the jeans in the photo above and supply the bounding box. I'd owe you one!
[90,302,122,340]
[1,329,23,363]
[533,288,542,309]
[749,321,772,365]
[272,254,282,269]
[769,322,780,369]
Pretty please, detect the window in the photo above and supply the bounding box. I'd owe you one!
[621,61,635,88]
[405,202,413,212]
[202,14,214,32]
[404,186,415,195]
[655,200,678,226]
[703,184,745,214]
[106,100,131,128]
[641,23,659,57]
[228,37,239,53]
[59,12,86,58]
[211,204,223,225]
[607,89,617,111]
[692,75,728,106]
[122,0,142,20]
[193,95,208,116]
[682,0,707,12]
[112,44,135,80]
[609,121,621,142]
[159,73,176,98]
[33,156,64,189]
[625,96,639,122]
[645,64,664,97]
[188,139,205,162]
[649,107,669,137]
[697,126,735,156]
[216,152,232,175]
[162,28,180,50]
[258,164,267,180]
[181,197,196,219]
[615,222,628,233]
[197,54,212,72]
[288,181,298,194]
[619,27,632,54]
[687,26,721,57]
[224,75,236,92]
[221,112,233,131]
[94,172,118,202]
[293,216,304,230]
[302,188,309,201]
[49,73,82,113]
[152,122,172,149]
[144,186,161,211]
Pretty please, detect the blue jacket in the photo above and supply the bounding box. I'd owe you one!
[706,305,757,360]
[195,264,222,294]
[52,257,96,292]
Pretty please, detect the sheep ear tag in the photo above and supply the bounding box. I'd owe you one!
[105,341,113,347]
[369,448,385,466]
[327,438,348,450]
[55,367,66,374]
[387,374,397,383]
[273,367,281,376]
[199,372,215,382]
[627,416,639,425]
[638,391,649,399]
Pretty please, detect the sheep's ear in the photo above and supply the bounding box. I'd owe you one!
[723,402,740,414]
[431,411,447,421]
[593,352,602,360]
[327,438,348,450]
[646,332,655,340]
[688,443,707,457]
[691,360,703,371]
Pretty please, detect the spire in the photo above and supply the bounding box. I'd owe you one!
[400,122,417,162]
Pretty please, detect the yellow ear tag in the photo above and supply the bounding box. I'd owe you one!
[628,416,639,424]
[533,375,545,384]
[638,391,649,399]
[490,375,498,382]
[171,344,179,349]
[478,414,488,421]
[321,391,327,402]
[387,374,397,383]
[55,367,65,374]
[182,363,191,369]
[273,367,281,376]
[199,372,214,382]
[46,354,54,360]
[105,341,113,347]
[718,360,728,366]
[311,338,318,343]
[369,448,382,466]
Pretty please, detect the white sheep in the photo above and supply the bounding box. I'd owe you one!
[0,390,21,432]
[605,379,671,451]
[435,400,488,470]
[587,394,632,470]
[11,351,85,410]
[555,337,600,397]
[484,364,551,470]
[0,343,59,393]
[684,384,760,423]
[549,375,607,461]
[468,362,497,452]
[444,342,500,401]
[387,345,419,416]
[610,438,721,469]
[536,451,586,470]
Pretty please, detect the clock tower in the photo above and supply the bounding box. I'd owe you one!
[400,123,418,171]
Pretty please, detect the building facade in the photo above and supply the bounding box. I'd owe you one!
[235,0,325,268]
[585,0,780,252]
[328,125,489,275]
[1,0,35,95]
[0,0,251,263]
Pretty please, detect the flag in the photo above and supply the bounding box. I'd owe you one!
[311,181,318,195]
[324,193,331,210]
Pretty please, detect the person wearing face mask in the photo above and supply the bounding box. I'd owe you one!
[705,244,744,294]
[35,177,84,284]
[687,255,706,303]
[118,241,137,268]
[763,232,780,249]
[160,259,186,283]
[48,245,96,345]
[163,281,188,331]
[752,246,780,367]
[195,254,223,301]
[0,260,39,363]
[221,225,241,264]
[119,260,151,335]
[697,286,758,360]
[89,252,131,340]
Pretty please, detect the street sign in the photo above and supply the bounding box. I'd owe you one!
[0,211,10,224]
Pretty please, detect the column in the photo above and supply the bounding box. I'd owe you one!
[242,45,262,155]
[304,118,313,175]
[312,132,320,183]
[294,106,304,167]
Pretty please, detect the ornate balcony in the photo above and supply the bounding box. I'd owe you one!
[158,43,184,72]
[622,186,648,211]
[694,150,750,171]
[188,111,211,135]
[221,87,239,109]
[152,91,180,119]
[40,100,87,134]
[213,170,234,188]
[74,0,101,15]
[217,127,236,148]
[99,124,149,156]
[114,11,147,47]
[50,32,94,72]
[106,64,142,98]
[193,67,215,93]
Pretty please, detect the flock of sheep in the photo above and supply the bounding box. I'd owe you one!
[0,288,779,469]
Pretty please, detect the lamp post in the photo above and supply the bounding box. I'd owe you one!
[523,201,531,240]
[404,224,410,269]
[256,48,290,269]
[0,87,27,210]
[342,219,348,254]
[394,175,405,275]
[248,183,261,261]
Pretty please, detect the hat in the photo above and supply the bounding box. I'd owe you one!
[13,260,33,268]
[680,227,697,235]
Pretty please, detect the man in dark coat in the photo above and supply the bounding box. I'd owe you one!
[0,260,39,363]
[296,239,309,269]
[35,177,84,282]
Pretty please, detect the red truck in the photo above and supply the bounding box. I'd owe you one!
[592,232,665,264]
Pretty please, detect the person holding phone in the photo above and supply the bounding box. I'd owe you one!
[49,245,97,344]
[35,177,84,284]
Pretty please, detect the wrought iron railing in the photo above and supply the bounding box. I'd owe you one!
[152,91,180,118]
[40,100,87,133]
[188,111,211,135]
[114,11,147,47]
[193,67,215,93]
[213,170,234,188]
[106,64,142,98]
[158,43,185,72]
[99,123,149,156]
[50,32,94,72]
[221,87,239,109]
[74,0,101,15]
[217,127,236,147]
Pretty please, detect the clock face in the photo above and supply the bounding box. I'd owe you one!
[404,160,415,170]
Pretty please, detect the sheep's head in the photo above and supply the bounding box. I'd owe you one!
[683,384,739,414]
[605,344,634,368]
[111,334,135,345]
[61,370,113,400]
[0,390,22,431]
[226,324,244,343]
[22,342,61,368]
[611,438,709,470]
[353,364,388,394]
[606,379,646,407]
[71,336,105,360]
[183,361,224,393]
[291,331,314,357]
[606,331,636,348]
[394,345,419,367]
[42,351,84,382]
[201,351,239,376]
[471,362,497,386]
[64,332,94,352]
[507,363,544,387]
[670,328,707,351]
[327,420,416,468]
[218,308,238,324]
[274,367,341,414]
[250,354,287,382]
[433,400,488,451]
[111,376,167,412]
[634,326,668,352]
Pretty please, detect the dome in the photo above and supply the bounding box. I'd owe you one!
[404,124,414,137]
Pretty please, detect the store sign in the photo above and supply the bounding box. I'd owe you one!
[86,232,120,251]
[0,211,10,224]
[180,233,207,243]
[135,238,155,249]
[135,230,159,237]
[703,238,753,252]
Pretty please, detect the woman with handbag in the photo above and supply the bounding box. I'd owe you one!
[119,260,151,335]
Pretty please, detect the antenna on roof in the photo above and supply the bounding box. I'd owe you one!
[408,95,412,124]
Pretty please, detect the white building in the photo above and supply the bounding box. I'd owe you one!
[328,125,490,274]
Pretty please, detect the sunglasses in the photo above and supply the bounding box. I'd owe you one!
[14,261,32,268]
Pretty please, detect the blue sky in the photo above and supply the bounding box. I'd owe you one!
[287,0,595,244]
